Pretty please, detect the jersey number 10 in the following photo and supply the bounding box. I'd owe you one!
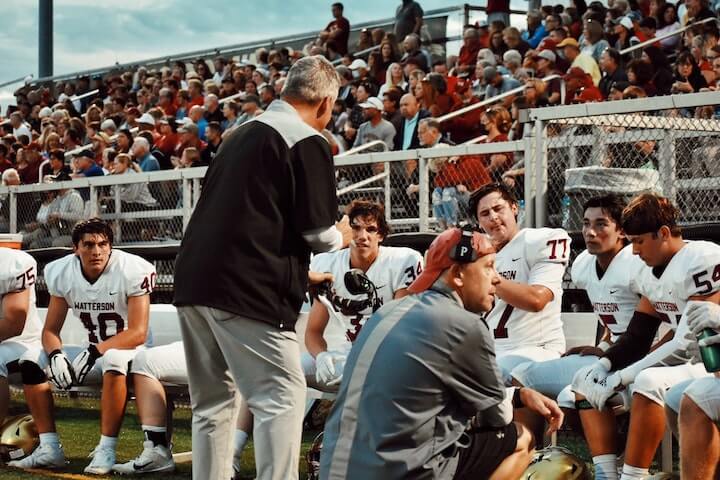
[79,312,125,344]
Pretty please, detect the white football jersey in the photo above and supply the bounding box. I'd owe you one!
[310,246,423,346]
[0,248,42,343]
[633,240,720,365]
[488,228,570,353]
[571,245,645,340]
[44,250,156,346]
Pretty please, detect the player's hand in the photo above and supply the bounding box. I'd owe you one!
[48,350,75,390]
[684,331,703,364]
[686,301,720,346]
[562,345,604,357]
[336,215,352,250]
[308,271,334,286]
[315,350,345,386]
[518,388,564,434]
[71,344,102,385]
[579,360,610,384]
[587,373,622,410]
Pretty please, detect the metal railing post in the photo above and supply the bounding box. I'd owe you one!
[657,135,677,202]
[523,131,535,228]
[534,118,547,228]
[182,178,192,233]
[418,153,429,232]
[9,190,17,233]
[113,184,122,244]
[384,162,391,225]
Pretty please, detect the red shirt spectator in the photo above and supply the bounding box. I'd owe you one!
[434,155,491,190]
[457,27,482,74]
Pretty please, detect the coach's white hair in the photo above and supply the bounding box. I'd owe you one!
[281,55,339,104]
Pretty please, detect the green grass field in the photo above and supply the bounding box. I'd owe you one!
[0,392,677,479]
[0,392,319,479]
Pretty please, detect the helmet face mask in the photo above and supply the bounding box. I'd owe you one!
[0,415,39,462]
[306,431,323,480]
[522,446,591,480]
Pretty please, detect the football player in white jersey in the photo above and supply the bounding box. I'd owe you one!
[663,301,720,479]
[572,194,720,480]
[304,200,423,389]
[10,219,155,474]
[511,195,645,401]
[0,247,43,428]
[469,183,570,382]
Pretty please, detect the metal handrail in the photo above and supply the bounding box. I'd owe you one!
[337,139,388,157]
[619,17,718,56]
[336,171,389,196]
[436,74,562,123]
[22,5,469,86]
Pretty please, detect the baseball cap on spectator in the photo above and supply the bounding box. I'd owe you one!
[359,97,384,111]
[626,11,641,22]
[349,59,369,71]
[38,107,52,119]
[615,16,634,30]
[138,113,155,126]
[93,132,112,144]
[72,148,95,160]
[556,37,579,49]
[534,50,557,63]
[101,119,117,131]
[478,20,489,29]
[126,106,141,117]
[483,66,499,82]
[503,49,522,66]
[406,228,496,294]
[178,122,199,136]
[537,38,557,52]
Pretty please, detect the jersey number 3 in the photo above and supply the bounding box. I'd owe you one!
[79,312,125,344]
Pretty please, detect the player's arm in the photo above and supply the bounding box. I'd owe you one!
[95,294,150,353]
[601,295,660,371]
[0,288,30,342]
[305,298,330,358]
[495,279,555,313]
[42,295,70,354]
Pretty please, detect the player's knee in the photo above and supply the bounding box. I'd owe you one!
[509,362,533,388]
[129,350,156,378]
[679,394,706,425]
[630,370,664,405]
[100,349,131,375]
[20,360,47,385]
[514,422,534,454]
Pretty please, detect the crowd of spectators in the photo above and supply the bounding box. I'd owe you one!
[2,0,720,237]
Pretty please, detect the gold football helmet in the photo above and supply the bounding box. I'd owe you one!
[306,431,323,480]
[522,446,591,480]
[0,415,39,462]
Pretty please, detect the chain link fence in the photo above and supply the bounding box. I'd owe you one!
[528,91,720,233]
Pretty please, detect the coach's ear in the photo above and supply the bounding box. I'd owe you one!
[448,263,464,289]
[316,96,332,120]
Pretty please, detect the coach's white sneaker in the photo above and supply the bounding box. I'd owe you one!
[7,442,65,469]
[112,441,175,475]
[84,444,116,475]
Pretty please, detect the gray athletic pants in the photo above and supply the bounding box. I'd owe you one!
[178,305,306,480]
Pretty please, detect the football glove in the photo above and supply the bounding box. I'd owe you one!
[71,344,102,385]
[48,350,75,390]
[315,350,345,386]
[586,372,623,410]
[686,301,720,347]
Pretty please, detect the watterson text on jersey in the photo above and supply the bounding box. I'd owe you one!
[74,302,115,311]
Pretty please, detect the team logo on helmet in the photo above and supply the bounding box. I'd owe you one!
[522,446,591,480]
[0,415,39,462]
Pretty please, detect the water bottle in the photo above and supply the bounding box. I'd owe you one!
[561,195,571,230]
[517,199,526,227]
[698,328,720,373]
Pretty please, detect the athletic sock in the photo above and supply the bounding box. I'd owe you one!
[98,435,118,450]
[233,430,249,468]
[39,432,60,446]
[593,454,619,480]
[619,464,649,480]
[142,425,168,447]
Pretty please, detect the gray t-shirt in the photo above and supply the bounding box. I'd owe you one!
[320,283,508,480]
[394,1,424,40]
[353,119,397,151]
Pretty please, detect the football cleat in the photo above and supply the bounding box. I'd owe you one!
[521,446,591,480]
[84,444,116,475]
[6,441,65,469]
[0,415,39,462]
[113,441,175,475]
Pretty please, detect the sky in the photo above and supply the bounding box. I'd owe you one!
[0,0,537,109]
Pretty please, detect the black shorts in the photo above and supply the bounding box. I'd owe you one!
[453,423,518,480]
